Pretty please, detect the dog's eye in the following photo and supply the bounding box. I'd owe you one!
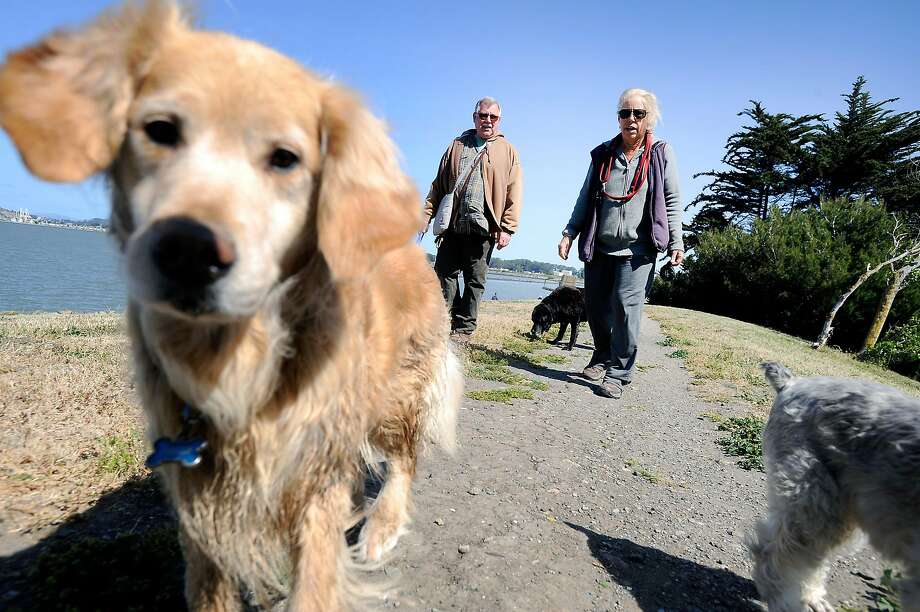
[269,148,300,171]
[144,119,181,147]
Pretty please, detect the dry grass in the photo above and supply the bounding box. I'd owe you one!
[0,311,144,533]
[468,300,537,347]
[646,305,920,415]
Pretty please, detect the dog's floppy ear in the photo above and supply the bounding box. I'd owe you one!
[317,84,423,279]
[0,1,181,182]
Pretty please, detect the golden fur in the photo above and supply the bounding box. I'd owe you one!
[0,2,462,609]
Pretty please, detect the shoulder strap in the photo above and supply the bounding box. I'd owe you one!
[454,144,488,196]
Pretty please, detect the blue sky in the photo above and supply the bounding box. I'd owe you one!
[1,0,918,264]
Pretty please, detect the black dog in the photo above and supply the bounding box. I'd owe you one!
[529,286,587,350]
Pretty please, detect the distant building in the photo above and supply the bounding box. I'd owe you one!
[14,208,33,224]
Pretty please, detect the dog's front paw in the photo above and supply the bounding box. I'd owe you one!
[805,598,835,612]
[358,515,408,562]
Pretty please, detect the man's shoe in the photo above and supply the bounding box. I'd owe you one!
[594,378,623,399]
[581,363,606,381]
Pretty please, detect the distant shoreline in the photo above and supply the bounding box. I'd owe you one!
[0,219,106,233]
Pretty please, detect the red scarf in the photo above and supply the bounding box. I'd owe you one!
[598,131,652,201]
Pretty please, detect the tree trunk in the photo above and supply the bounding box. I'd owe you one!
[813,280,865,350]
[860,263,917,352]
[813,249,919,350]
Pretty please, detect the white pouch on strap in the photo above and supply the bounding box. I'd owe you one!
[432,192,454,236]
[431,145,488,237]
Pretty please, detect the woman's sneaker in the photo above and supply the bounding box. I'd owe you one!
[581,363,606,381]
[595,378,623,399]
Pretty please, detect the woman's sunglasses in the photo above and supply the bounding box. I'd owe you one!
[618,109,648,120]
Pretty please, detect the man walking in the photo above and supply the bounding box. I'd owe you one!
[424,97,523,342]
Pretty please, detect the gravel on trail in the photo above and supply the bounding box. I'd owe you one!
[0,314,889,611]
[380,315,885,612]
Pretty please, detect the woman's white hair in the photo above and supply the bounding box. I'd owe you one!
[618,88,660,130]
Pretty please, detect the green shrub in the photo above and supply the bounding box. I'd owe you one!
[651,199,919,352]
[862,313,920,381]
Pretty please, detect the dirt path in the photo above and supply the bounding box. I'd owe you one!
[382,314,885,611]
[0,313,891,611]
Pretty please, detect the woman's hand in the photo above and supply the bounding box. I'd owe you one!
[669,249,684,266]
[558,236,572,260]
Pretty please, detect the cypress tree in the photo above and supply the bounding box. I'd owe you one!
[687,102,820,236]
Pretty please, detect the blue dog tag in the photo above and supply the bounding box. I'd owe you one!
[146,436,208,469]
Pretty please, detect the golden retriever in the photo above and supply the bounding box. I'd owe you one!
[0,2,462,609]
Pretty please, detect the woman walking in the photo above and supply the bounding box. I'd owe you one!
[558,88,684,399]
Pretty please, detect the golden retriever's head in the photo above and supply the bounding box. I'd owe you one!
[0,1,422,320]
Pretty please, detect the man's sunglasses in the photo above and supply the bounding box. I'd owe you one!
[476,113,501,122]
[618,109,648,120]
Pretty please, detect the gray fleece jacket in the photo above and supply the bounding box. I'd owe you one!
[565,138,683,256]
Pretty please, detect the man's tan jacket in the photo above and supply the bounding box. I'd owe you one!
[424,129,523,235]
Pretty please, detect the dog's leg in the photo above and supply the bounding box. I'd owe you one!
[747,468,852,612]
[181,527,240,612]
[359,448,415,562]
[551,322,567,344]
[567,319,579,351]
[290,482,353,611]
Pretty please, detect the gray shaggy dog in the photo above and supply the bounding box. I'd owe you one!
[747,362,920,612]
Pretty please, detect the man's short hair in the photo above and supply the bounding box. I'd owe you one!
[474,97,502,116]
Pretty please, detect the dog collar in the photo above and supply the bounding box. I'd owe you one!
[145,403,208,469]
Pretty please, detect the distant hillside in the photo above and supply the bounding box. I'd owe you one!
[490,257,581,277]
[423,252,581,277]
[0,207,108,230]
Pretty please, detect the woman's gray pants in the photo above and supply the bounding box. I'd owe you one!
[584,251,656,383]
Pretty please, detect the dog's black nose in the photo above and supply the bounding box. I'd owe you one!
[149,217,235,289]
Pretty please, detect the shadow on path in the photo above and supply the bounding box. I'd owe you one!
[0,476,184,611]
[1,465,398,611]
[466,343,598,390]
[566,521,762,612]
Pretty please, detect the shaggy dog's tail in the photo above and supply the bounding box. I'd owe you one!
[761,361,794,393]
[422,346,463,453]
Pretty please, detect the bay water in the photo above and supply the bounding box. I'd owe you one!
[0,222,553,312]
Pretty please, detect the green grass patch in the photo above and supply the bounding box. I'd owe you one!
[466,387,535,404]
[466,362,528,385]
[624,458,662,484]
[698,411,724,423]
[98,435,143,477]
[466,347,549,391]
[716,416,765,471]
[467,348,510,367]
[29,527,184,611]
[872,568,903,612]
[669,349,689,359]
[526,380,549,391]
[499,337,569,367]
[843,568,904,612]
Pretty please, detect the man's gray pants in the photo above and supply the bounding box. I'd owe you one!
[584,250,656,383]
[434,231,493,334]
